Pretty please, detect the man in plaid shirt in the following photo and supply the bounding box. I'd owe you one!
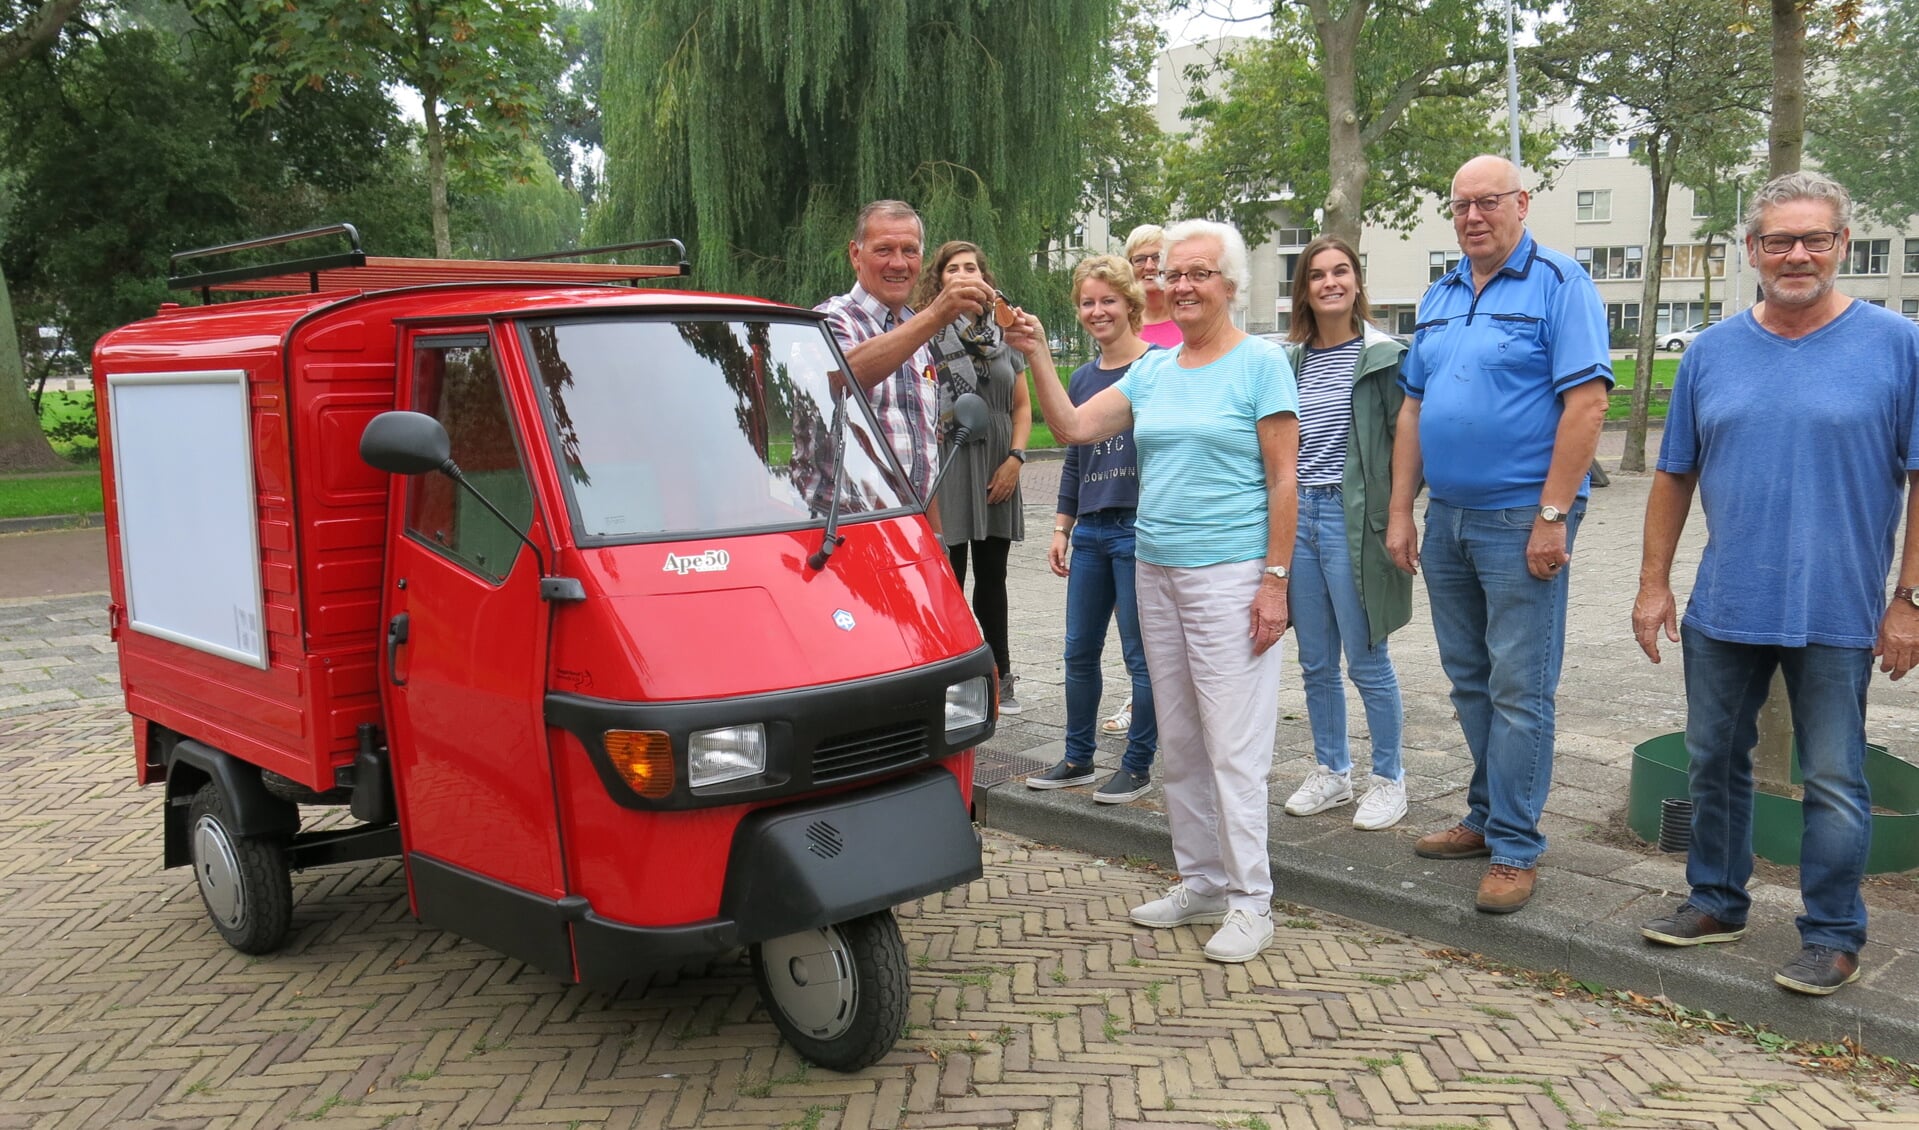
[817,200,997,530]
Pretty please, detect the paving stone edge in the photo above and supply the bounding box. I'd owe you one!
[0,512,105,535]
[976,778,1919,1064]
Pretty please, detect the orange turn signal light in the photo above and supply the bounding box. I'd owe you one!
[604,730,675,798]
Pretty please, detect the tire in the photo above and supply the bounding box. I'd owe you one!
[1667,338,1686,352]
[750,910,909,1072]
[188,782,294,955]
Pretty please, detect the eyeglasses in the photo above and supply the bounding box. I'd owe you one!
[1157,268,1221,286]
[1446,189,1523,216]
[1129,252,1161,267]
[1754,230,1842,254]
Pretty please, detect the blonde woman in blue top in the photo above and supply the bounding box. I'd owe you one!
[1013,219,1299,964]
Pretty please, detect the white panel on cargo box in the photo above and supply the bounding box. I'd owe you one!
[107,370,268,669]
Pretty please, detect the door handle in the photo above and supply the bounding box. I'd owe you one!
[387,612,410,686]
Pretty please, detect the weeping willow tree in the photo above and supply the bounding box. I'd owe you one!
[593,0,1123,330]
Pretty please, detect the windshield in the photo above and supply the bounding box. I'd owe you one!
[521,315,916,541]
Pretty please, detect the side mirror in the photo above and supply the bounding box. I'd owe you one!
[948,392,990,446]
[361,411,452,476]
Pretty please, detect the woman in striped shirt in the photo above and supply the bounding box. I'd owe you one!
[1278,236,1415,832]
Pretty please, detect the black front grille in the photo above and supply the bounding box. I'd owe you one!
[813,723,928,783]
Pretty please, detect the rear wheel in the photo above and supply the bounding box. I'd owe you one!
[189,783,293,955]
[750,910,909,1072]
[1666,338,1686,352]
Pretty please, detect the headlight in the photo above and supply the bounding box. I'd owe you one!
[688,724,767,790]
[944,676,992,737]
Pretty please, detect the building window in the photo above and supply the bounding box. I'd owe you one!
[1577,245,1642,280]
[1691,192,1714,220]
[1275,227,1314,246]
[1840,239,1890,276]
[1576,189,1612,222]
[1903,299,1919,323]
[1659,243,1728,279]
[1867,299,1886,307]
[1652,302,1723,336]
[1429,250,1461,282]
[1905,239,1919,274]
[1607,302,1641,335]
[1573,139,1612,158]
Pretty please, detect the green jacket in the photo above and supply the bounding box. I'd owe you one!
[1287,325,1412,647]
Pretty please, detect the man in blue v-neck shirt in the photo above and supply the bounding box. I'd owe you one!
[1385,155,1613,915]
[1633,171,1919,997]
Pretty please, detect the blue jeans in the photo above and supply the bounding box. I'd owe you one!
[1291,485,1402,780]
[1679,627,1872,953]
[1062,510,1157,773]
[1421,499,1583,869]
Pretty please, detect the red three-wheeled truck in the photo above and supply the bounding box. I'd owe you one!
[91,225,997,1071]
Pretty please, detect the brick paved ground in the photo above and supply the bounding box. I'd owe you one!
[2,701,1916,1128]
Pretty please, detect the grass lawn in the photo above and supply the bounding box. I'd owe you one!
[1608,356,1680,391]
[0,470,102,520]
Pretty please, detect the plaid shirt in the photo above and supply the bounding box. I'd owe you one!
[816,284,940,499]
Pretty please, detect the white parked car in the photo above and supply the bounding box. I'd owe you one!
[1661,321,1711,352]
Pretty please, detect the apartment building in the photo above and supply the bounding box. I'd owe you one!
[1145,38,1919,340]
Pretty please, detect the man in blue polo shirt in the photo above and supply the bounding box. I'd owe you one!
[1385,155,1612,914]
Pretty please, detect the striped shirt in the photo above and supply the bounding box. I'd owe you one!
[815,284,940,498]
[1296,337,1362,486]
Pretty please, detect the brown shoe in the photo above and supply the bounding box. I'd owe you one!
[1415,823,1491,860]
[1476,863,1537,913]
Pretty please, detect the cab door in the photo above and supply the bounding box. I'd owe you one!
[380,330,572,975]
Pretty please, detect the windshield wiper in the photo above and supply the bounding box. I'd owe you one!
[806,383,852,571]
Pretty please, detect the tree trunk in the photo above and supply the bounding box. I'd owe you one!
[423,94,453,259]
[1700,232,1716,321]
[1622,141,1675,474]
[0,267,64,473]
[1759,0,1804,787]
[1768,0,1806,177]
[1306,0,1368,250]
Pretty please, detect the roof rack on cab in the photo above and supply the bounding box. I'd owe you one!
[167,222,692,304]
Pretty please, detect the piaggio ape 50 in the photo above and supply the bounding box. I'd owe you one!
[91,224,997,1071]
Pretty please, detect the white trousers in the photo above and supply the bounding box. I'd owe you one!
[1136,559,1284,912]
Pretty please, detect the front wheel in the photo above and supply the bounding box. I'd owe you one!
[750,910,909,1072]
[188,782,293,955]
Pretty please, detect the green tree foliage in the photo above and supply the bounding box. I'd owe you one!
[1167,0,1544,250]
[225,0,565,256]
[1810,0,1919,225]
[593,0,1122,332]
[456,154,585,259]
[1,23,426,354]
[0,0,87,471]
[1541,0,1769,472]
[1082,0,1170,242]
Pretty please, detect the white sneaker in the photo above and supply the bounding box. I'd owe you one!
[1283,765,1353,816]
[1203,908,1275,963]
[1353,775,1408,831]
[1100,697,1133,734]
[1128,882,1228,928]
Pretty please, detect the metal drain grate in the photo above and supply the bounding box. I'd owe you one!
[972,748,1051,789]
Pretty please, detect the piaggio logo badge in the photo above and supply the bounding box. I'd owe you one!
[833,610,856,631]
[662,549,730,576]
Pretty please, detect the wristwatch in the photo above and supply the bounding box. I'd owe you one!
[1895,585,1919,609]
[1538,504,1566,524]
[1008,448,1027,463]
[1262,565,1289,581]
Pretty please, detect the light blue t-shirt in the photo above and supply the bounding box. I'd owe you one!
[1658,301,1919,649]
[1114,336,1299,567]
[1401,231,1613,509]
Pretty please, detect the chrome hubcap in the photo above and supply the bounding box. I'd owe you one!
[192,815,245,928]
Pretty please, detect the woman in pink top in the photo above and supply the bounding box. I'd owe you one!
[1125,224,1182,348]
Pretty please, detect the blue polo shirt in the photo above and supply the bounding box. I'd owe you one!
[1401,231,1613,509]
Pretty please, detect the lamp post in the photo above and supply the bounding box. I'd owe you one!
[1505,0,1521,165]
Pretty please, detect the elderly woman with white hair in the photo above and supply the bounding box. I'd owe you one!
[1010,218,1300,964]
